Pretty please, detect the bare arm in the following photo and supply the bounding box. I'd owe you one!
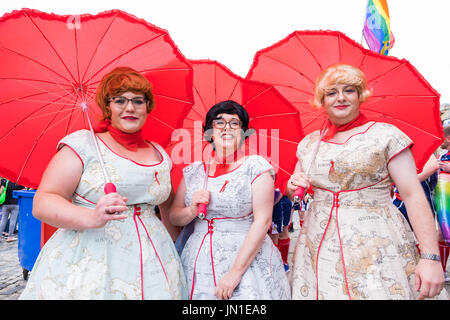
[168,177,209,227]
[158,187,180,241]
[215,172,274,300]
[417,155,439,182]
[388,149,445,299]
[33,146,128,229]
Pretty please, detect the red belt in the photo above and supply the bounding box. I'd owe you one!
[190,213,252,300]
[133,204,168,300]
[314,176,388,300]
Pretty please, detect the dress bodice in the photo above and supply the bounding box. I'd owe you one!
[58,129,172,207]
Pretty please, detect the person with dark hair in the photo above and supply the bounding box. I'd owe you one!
[269,190,292,272]
[169,100,291,300]
[0,178,25,242]
[20,67,188,300]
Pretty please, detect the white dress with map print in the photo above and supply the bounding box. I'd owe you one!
[291,122,449,300]
[181,155,291,300]
[19,129,188,300]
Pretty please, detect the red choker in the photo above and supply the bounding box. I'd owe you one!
[94,119,149,152]
[323,113,370,140]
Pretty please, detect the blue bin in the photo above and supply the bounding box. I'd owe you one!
[13,190,40,277]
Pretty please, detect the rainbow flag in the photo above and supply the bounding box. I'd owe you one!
[363,0,395,55]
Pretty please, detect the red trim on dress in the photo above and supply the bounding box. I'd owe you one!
[251,168,275,184]
[96,134,164,167]
[73,192,95,205]
[57,143,84,167]
[189,213,252,300]
[313,175,390,300]
[386,143,414,166]
[133,204,169,300]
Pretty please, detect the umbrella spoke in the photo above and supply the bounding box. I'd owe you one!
[259,54,315,86]
[81,11,119,84]
[294,32,324,72]
[227,78,241,101]
[0,93,72,141]
[84,34,165,88]
[0,79,78,106]
[367,61,406,84]
[241,87,272,108]
[0,46,73,85]
[153,93,194,105]
[15,100,77,184]
[23,9,78,84]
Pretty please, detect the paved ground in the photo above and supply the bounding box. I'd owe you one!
[0,213,448,300]
[0,239,27,300]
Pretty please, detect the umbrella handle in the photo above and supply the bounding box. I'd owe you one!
[197,203,207,219]
[293,186,305,203]
[104,182,117,194]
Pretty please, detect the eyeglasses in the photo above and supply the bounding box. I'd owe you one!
[212,118,242,129]
[109,96,147,108]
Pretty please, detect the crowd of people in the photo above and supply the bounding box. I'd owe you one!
[9,65,449,300]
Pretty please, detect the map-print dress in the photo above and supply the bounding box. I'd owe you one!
[19,130,188,300]
[291,122,449,300]
[181,155,291,300]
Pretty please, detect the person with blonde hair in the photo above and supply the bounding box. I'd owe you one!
[20,66,188,300]
[286,63,448,300]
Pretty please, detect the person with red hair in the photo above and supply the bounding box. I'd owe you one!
[20,67,188,300]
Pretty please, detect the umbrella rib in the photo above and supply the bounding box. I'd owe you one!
[0,89,76,108]
[193,84,210,118]
[81,11,119,84]
[15,100,74,184]
[86,67,193,87]
[23,10,78,84]
[259,54,315,85]
[241,87,272,108]
[0,77,73,87]
[0,93,71,142]
[367,61,406,83]
[84,34,166,88]
[364,109,442,139]
[227,78,241,101]
[0,46,73,85]
[293,32,324,73]
[74,26,82,92]
[0,78,77,106]
[147,114,176,130]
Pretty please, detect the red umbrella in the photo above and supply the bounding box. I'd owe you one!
[166,59,304,191]
[0,8,193,189]
[246,30,443,172]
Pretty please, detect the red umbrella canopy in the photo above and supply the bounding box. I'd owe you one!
[246,30,443,172]
[166,59,304,191]
[0,8,193,188]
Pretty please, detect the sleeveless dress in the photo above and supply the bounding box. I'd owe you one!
[19,130,188,300]
[291,122,449,300]
[181,155,291,300]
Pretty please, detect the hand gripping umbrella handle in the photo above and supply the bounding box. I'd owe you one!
[104,182,117,194]
[293,186,306,203]
[197,203,207,219]
[196,162,210,220]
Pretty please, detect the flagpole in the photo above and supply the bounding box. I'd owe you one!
[360,0,370,46]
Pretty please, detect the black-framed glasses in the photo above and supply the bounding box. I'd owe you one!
[212,118,242,129]
[109,96,147,108]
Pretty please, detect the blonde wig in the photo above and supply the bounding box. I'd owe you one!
[310,64,372,108]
